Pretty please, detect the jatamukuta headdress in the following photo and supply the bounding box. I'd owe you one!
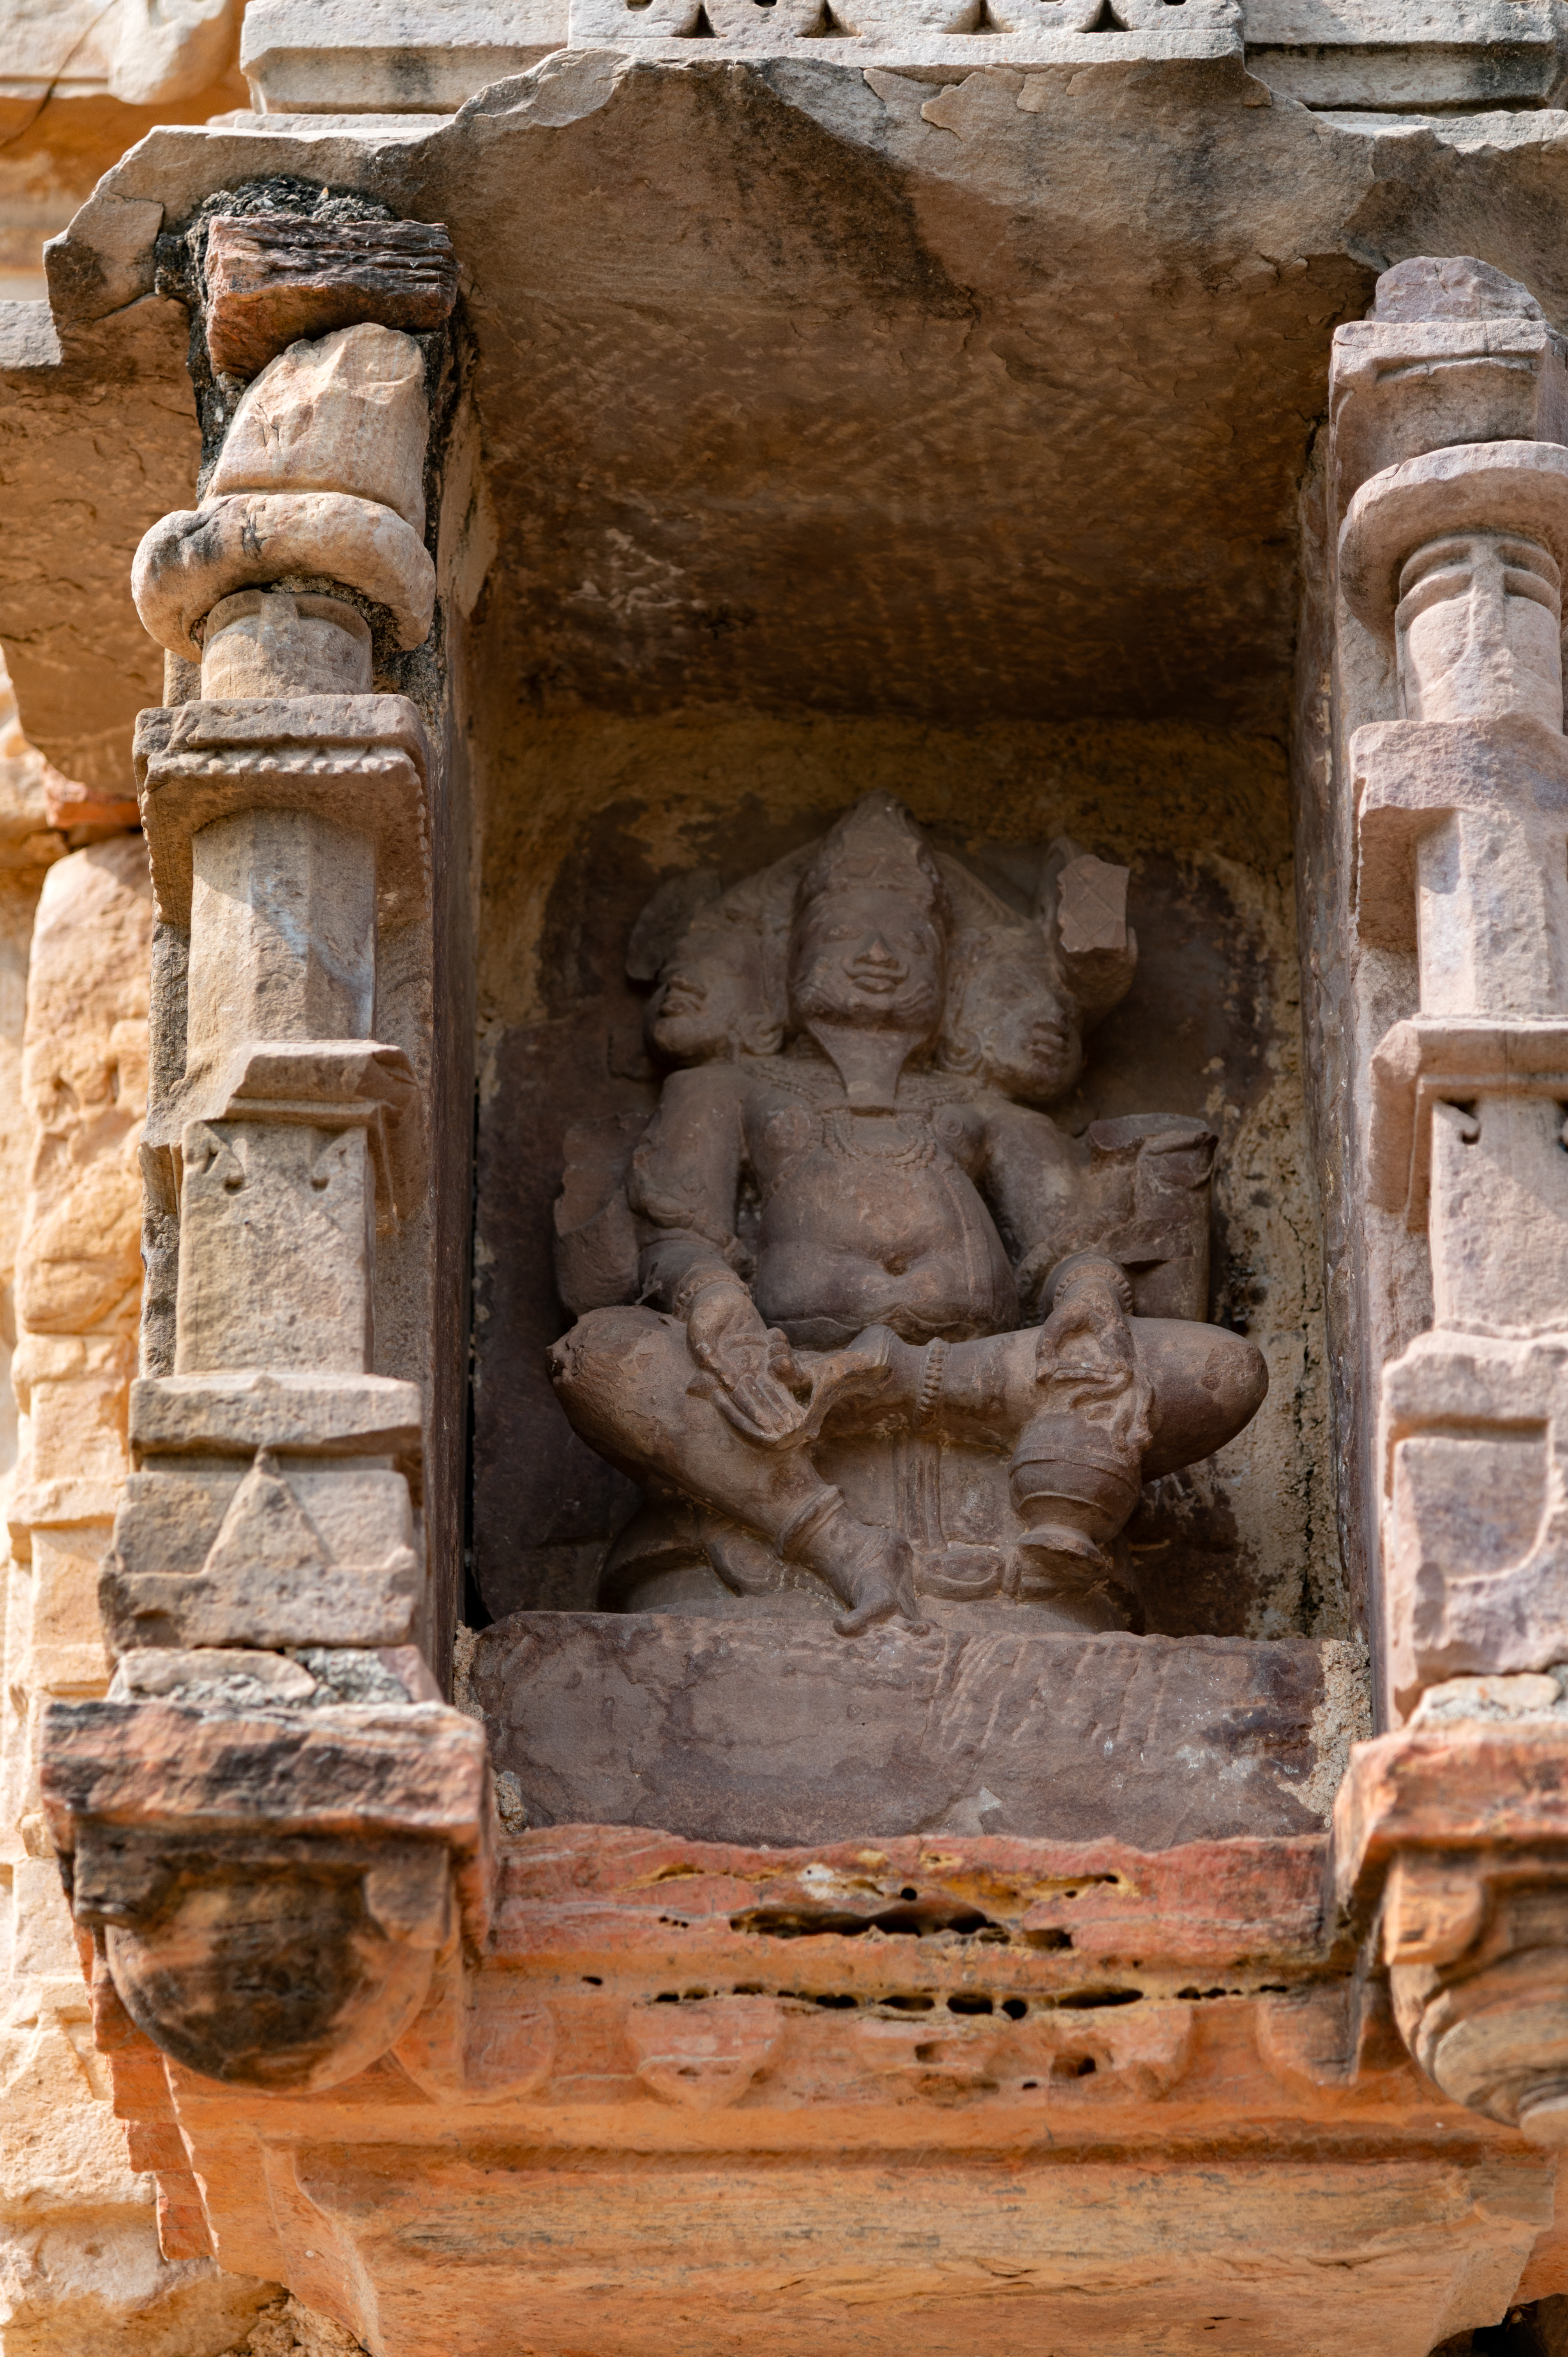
[795,792,950,924]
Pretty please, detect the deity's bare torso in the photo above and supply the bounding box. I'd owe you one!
[636,1052,1101,1348]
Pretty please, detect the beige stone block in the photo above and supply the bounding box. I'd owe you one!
[27,1527,114,1684]
[210,324,430,533]
[0,2016,143,2210]
[1410,1671,1568,1726]
[1331,310,1568,521]
[106,0,244,107]
[101,1453,420,1652]
[1381,1334,1568,1709]
[111,1648,320,1702]
[132,491,435,659]
[1427,1093,1568,1338]
[10,1854,81,1983]
[0,2210,274,2357]
[15,840,150,1340]
[128,1371,422,1458]
[101,1554,422,1653]
[1366,1015,1568,1224]
[1396,529,1563,728]
[185,808,375,1090]
[11,1365,133,1536]
[1354,717,1568,1009]
[176,1122,373,1374]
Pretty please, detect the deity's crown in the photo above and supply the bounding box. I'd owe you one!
[796,793,948,921]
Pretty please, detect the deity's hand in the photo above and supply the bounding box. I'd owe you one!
[686,1279,808,1447]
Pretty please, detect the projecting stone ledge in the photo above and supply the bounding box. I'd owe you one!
[475,1617,1351,1847]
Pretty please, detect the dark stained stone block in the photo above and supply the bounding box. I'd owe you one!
[203,214,458,379]
[473,1615,1345,1849]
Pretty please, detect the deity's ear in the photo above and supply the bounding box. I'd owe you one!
[1036,836,1137,1030]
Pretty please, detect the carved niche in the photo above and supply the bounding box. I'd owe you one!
[549,795,1266,1634]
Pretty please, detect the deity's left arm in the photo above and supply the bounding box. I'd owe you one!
[979,1101,1097,1315]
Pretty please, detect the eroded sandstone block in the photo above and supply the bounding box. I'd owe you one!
[210,325,431,532]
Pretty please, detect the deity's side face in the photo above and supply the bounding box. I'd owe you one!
[648,962,735,1062]
[955,944,1083,1103]
[788,884,946,1038]
[646,924,768,1064]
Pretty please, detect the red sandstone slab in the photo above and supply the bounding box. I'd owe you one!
[40,1699,489,1845]
[492,1825,1329,1971]
[1333,1724,1568,1917]
[476,1617,1338,1849]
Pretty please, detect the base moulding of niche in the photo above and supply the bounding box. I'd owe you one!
[72,1816,1568,2357]
[473,1615,1350,1847]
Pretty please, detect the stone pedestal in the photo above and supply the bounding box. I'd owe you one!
[476,1615,1355,1848]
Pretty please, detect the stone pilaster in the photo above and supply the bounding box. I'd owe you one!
[1326,255,1568,2141]
[39,218,493,2100]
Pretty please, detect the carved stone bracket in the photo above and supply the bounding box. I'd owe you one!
[1333,1723,1568,2138]
[41,1695,492,2092]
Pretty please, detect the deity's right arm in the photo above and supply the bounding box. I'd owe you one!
[626,1064,750,1314]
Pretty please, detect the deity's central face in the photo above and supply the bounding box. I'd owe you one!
[788,884,946,1037]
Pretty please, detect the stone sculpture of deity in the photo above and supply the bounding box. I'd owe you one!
[550,795,1266,1634]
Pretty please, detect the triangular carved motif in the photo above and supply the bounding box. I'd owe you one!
[201,1449,329,1578]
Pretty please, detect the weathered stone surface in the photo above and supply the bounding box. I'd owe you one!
[240,2,567,117]
[203,212,458,381]
[1340,440,1568,651]
[234,0,1568,119]
[42,1698,489,1844]
[210,325,430,532]
[1332,1726,1568,2139]
[1375,1335,1568,1709]
[0,0,246,110]
[185,807,375,1074]
[1330,307,1567,523]
[76,1823,1558,2357]
[201,590,373,700]
[477,1616,1353,1844]
[0,684,281,2350]
[101,1454,423,1652]
[42,1698,489,2094]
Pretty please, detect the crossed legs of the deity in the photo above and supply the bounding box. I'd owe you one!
[550,1288,1267,1633]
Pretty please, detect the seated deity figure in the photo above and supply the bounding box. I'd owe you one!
[550,795,1266,1634]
